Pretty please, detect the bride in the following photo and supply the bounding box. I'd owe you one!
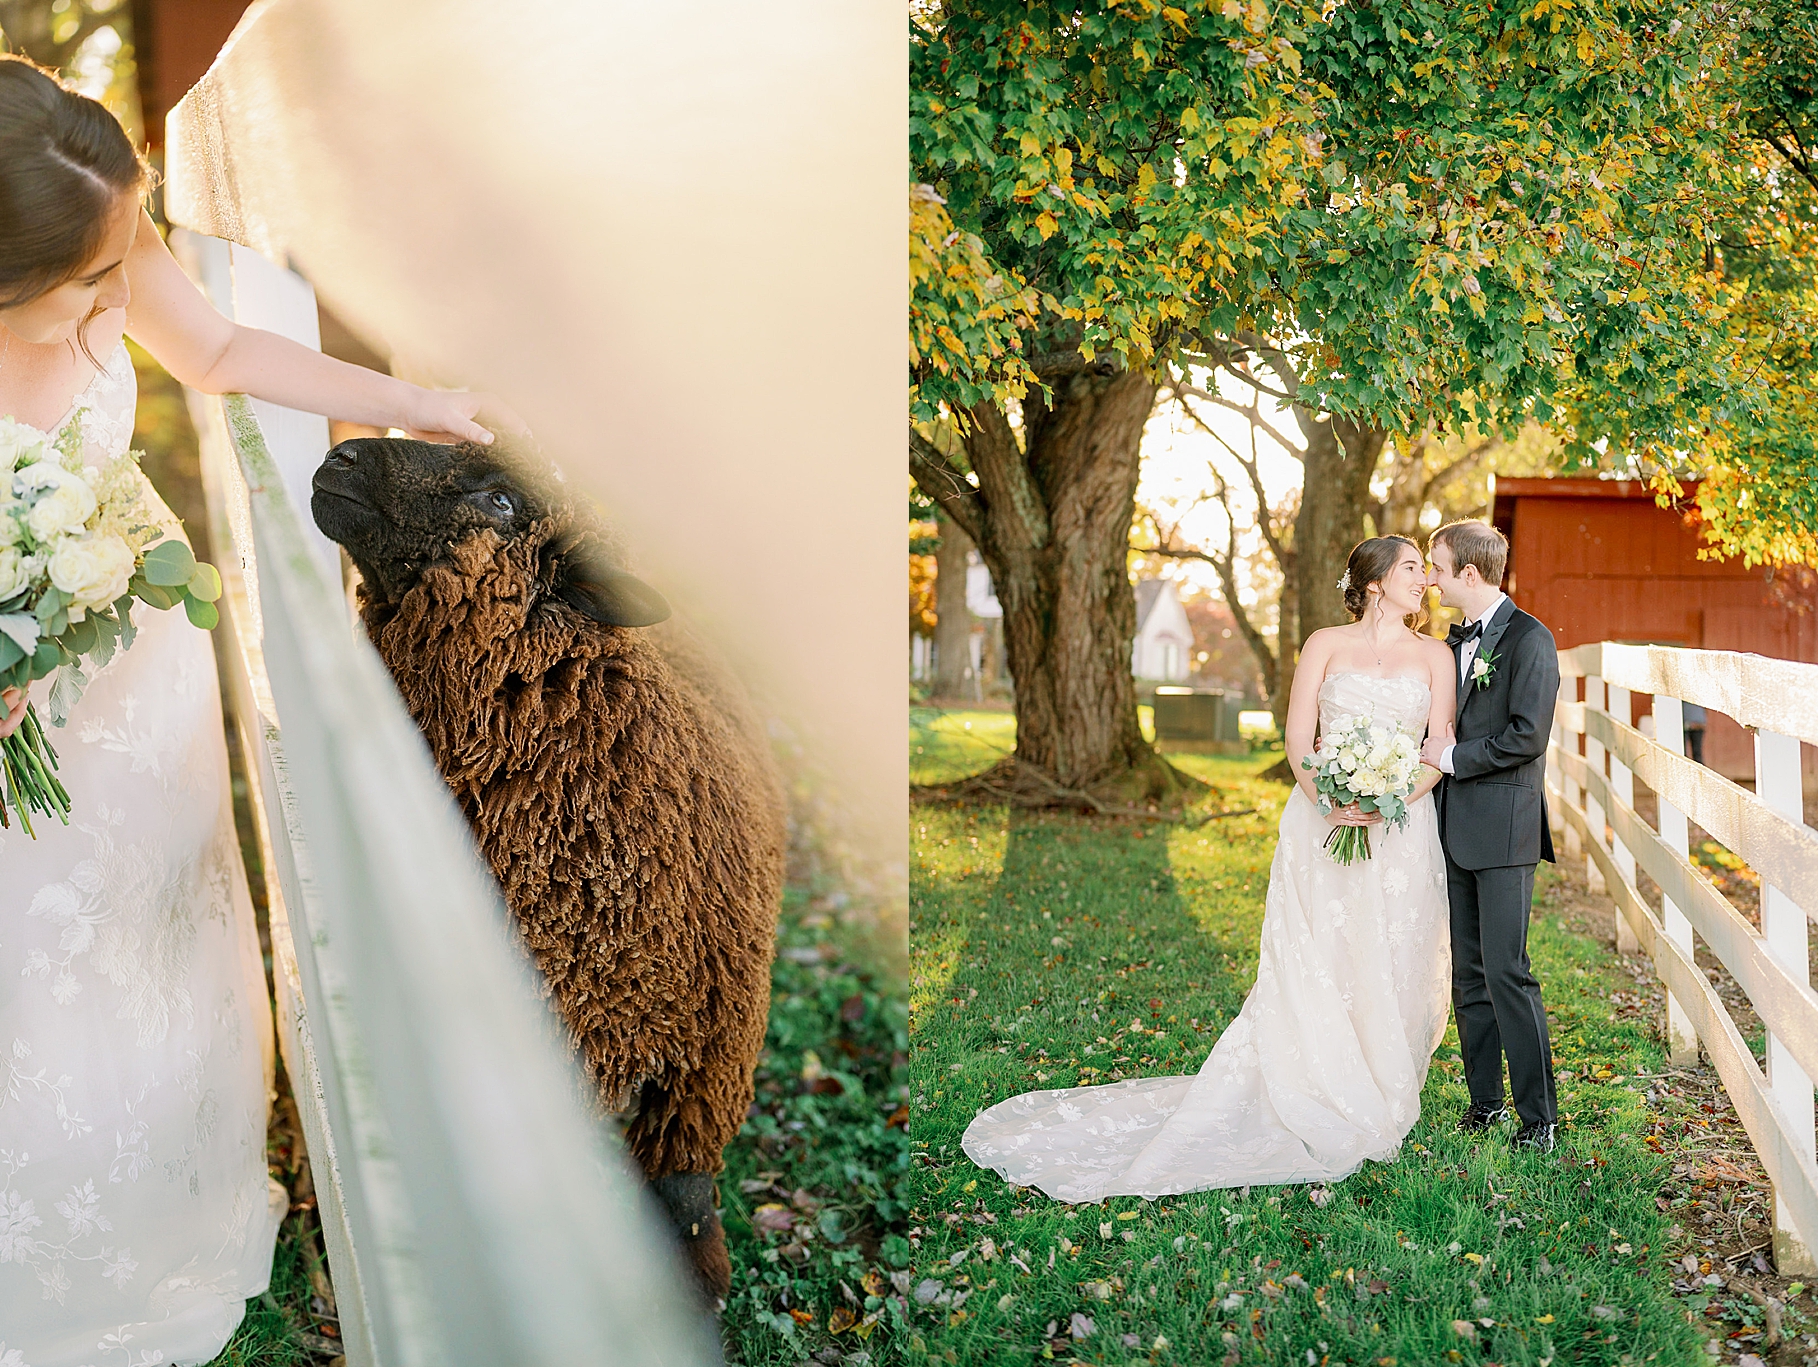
[964,536,1457,1202]
[1,57,500,1365]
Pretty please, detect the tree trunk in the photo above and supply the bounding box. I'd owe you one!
[1277,413,1388,721]
[912,368,1198,803]
[932,511,975,701]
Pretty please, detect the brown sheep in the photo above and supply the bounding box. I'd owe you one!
[309,436,785,1303]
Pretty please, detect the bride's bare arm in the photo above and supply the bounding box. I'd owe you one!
[1412,635,1455,801]
[121,211,518,443]
[1284,629,1337,813]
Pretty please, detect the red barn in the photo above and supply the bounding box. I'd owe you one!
[1490,476,1818,784]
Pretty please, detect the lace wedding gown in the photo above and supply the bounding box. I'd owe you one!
[964,673,1452,1203]
[1,343,286,1366]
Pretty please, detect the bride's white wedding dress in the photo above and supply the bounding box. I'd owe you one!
[964,673,1452,1203]
[1,344,286,1366]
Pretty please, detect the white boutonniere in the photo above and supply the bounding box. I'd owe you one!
[1471,645,1500,690]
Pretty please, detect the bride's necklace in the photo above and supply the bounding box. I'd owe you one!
[1364,602,1398,667]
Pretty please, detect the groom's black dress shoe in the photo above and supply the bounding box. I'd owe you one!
[1512,1122,1557,1152]
[1458,1102,1512,1132]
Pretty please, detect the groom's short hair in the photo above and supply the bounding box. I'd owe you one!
[1430,520,1508,587]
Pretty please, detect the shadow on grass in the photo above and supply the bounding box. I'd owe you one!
[908,775,1711,1367]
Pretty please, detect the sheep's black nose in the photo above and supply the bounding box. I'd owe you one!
[323,443,359,468]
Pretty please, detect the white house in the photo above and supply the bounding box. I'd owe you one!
[1133,578,1193,682]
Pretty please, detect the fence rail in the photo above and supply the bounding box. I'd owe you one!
[1549,641,1818,1273]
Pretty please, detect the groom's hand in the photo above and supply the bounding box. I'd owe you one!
[1420,736,1449,769]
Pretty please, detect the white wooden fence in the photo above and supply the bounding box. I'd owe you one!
[165,212,717,1367]
[1549,643,1818,1272]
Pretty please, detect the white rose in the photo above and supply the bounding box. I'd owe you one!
[0,417,53,478]
[49,534,134,617]
[17,462,98,541]
[0,544,35,601]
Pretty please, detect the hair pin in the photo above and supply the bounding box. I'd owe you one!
[1336,570,1352,592]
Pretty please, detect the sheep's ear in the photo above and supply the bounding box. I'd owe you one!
[551,549,671,627]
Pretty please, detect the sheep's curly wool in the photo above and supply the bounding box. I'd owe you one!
[359,524,785,1180]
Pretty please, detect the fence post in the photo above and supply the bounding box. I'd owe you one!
[1607,684,1638,953]
[1584,675,1607,893]
[1651,697,1699,1066]
[1758,728,1817,1273]
[1560,676,1583,858]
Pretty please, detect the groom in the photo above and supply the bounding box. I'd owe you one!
[1420,520,1561,1152]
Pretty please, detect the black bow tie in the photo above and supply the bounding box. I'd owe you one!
[1448,619,1484,647]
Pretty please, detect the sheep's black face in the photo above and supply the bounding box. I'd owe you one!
[310,437,669,626]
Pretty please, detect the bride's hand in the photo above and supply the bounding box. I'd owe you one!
[1329,802,1383,827]
[400,390,529,446]
[0,687,26,740]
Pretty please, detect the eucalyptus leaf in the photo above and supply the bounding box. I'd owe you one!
[141,538,198,587]
[34,587,66,625]
[46,660,89,727]
[64,615,98,657]
[135,580,176,611]
[184,595,220,631]
[0,634,22,674]
[0,612,37,656]
[187,562,223,604]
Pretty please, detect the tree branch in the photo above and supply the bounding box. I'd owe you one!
[909,429,986,547]
[1171,392,1292,570]
[1166,373,1304,463]
[1028,348,1125,379]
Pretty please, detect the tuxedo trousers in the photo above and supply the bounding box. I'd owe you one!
[1447,860,1557,1128]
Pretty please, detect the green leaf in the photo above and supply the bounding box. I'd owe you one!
[134,579,177,611]
[140,538,198,587]
[0,634,21,673]
[114,594,137,651]
[184,595,220,631]
[63,616,97,656]
[187,562,223,604]
[34,587,66,625]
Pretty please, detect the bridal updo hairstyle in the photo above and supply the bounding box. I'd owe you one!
[1341,535,1423,622]
[0,55,148,352]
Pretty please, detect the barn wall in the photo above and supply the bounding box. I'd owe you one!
[1496,481,1818,788]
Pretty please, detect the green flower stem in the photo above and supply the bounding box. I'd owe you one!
[1,702,72,833]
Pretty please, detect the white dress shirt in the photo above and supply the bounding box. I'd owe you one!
[1438,591,1508,775]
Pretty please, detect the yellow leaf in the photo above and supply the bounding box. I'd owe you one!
[1576,29,1594,63]
[1222,0,1244,19]
[1035,212,1059,240]
[1630,288,1649,302]
[1163,5,1191,28]
[1328,249,1351,264]
[1248,0,1269,34]
[1137,163,1159,194]
[1020,132,1040,157]
[1181,106,1201,133]
[1535,1314,1556,1324]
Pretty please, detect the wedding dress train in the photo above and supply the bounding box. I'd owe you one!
[963,673,1452,1203]
[1,343,286,1366]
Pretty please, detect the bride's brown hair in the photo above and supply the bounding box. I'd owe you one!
[1342,535,1428,632]
[0,55,149,359]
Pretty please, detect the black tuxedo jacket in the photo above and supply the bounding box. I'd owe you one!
[1437,598,1560,871]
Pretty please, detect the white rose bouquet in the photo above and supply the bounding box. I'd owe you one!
[0,414,221,836]
[1299,711,1423,865]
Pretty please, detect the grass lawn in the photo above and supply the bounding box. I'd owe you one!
[908,713,1736,1367]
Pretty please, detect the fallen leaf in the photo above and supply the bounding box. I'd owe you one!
[789,1308,814,1327]
[1452,1320,1477,1340]
[828,1307,859,1334]
[753,1203,795,1234]
[1070,1312,1096,1339]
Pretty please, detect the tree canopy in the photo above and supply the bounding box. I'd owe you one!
[911,0,1816,564]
